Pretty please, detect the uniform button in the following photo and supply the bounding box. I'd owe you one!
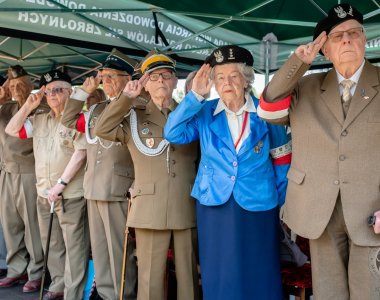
[339,155,345,161]
[233,161,238,167]
[98,151,102,154]
[334,180,339,185]
[137,189,141,194]
[96,160,100,164]
[172,160,176,165]
[171,173,176,178]
[231,176,236,181]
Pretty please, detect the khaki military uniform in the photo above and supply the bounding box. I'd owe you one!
[0,102,44,280]
[94,94,199,300]
[61,94,136,300]
[30,112,89,299]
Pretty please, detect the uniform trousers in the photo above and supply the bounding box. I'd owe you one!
[0,222,6,270]
[88,199,137,300]
[37,196,89,300]
[310,195,380,300]
[0,171,43,279]
[135,228,199,300]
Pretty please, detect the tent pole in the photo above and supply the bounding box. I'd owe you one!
[265,40,270,85]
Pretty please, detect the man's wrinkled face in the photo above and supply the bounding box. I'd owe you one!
[144,69,178,101]
[9,76,33,102]
[100,69,130,98]
[322,20,366,67]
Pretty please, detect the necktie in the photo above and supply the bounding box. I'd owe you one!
[341,79,354,102]
[161,108,170,118]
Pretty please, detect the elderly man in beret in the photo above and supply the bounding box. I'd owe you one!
[94,50,200,300]
[258,3,380,299]
[0,65,46,293]
[61,49,137,300]
[6,69,89,300]
[164,45,290,300]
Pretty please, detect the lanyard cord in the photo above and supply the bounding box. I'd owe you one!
[234,111,249,149]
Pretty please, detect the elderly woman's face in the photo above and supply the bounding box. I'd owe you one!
[213,64,246,103]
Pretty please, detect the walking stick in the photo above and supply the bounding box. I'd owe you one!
[119,199,132,300]
[39,201,55,300]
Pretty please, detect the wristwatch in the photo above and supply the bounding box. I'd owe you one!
[57,178,68,186]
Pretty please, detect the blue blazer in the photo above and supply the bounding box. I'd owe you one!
[164,92,290,211]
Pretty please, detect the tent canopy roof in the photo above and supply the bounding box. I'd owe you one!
[0,0,379,85]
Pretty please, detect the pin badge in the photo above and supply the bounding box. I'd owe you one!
[361,89,369,100]
[146,138,154,148]
[141,128,149,135]
[254,146,261,153]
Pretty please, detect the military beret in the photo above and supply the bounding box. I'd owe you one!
[7,65,28,80]
[314,3,363,43]
[101,48,136,75]
[139,49,176,74]
[0,75,5,86]
[39,69,71,88]
[205,45,254,67]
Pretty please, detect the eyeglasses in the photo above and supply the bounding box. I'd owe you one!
[148,71,174,81]
[44,87,68,96]
[328,27,364,43]
[99,74,129,80]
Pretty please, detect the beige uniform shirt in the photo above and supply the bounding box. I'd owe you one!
[0,102,48,173]
[61,94,134,201]
[27,112,85,198]
[94,95,198,230]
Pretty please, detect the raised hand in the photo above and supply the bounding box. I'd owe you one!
[295,31,327,65]
[82,75,101,94]
[122,73,149,98]
[0,79,10,101]
[25,86,45,111]
[192,64,213,98]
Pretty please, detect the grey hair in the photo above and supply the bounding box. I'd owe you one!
[210,63,254,93]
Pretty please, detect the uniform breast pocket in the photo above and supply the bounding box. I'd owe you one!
[58,127,75,154]
[287,167,306,185]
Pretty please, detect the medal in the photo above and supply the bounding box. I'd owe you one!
[146,138,154,148]
[141,128,149,135]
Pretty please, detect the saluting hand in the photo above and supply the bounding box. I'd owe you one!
[192,64,213,98]
[295,31,327,65]
[0,79,10,101]
[122,73,149,98]
[82,75,101,94]
[25,86,45,111]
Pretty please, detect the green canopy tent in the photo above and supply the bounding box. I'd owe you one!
[0,0,379,85]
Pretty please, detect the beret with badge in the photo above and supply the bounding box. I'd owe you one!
[7,65,28,80]
[205,45,254,67]
[39,69,71,88]
[139,49,176,74]
[102,48,137,75]
[314,3,363,54]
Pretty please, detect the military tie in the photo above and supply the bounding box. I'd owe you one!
[341,79,355,117]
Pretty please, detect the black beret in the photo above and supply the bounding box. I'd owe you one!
[205,45,253,67]
[314,3,363,42]
[7,65,28,80]
[101,48,136,75]
[39,69,71,88]
[0,75,5,86]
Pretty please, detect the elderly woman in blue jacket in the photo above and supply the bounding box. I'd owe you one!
[164,45,291,300]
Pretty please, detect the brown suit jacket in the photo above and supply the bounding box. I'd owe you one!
[94,95,197,230]
[262,54,380,246]
[61,99,134,201]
